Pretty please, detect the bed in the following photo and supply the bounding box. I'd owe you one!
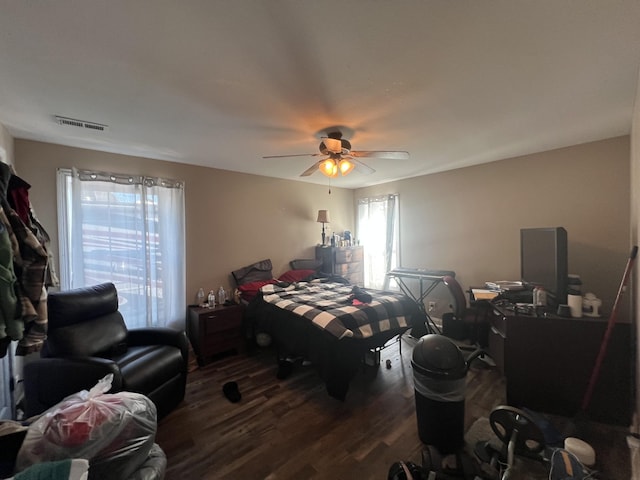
[233,259,422,400]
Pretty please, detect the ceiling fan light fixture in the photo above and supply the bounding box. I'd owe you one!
[319,158,338,178]
[323,137,342,154]
[264,127,404,177]
[338,158,355,176]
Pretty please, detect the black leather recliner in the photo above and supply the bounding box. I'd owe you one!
[24,282,188,419]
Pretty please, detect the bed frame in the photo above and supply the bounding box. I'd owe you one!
[245,281,420,400]
[232,258,422,400]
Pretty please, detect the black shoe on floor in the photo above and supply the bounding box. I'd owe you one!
[222,381,241,403]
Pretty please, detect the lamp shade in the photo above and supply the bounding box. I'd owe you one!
[316,210,330,223]
[319,158,338,178]
[338,158,355,176]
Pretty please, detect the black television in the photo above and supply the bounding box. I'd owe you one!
[520,227,568,306]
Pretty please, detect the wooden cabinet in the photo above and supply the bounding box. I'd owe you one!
[187,304,244,366]
[490,305,631,425]
[316,245,364,286]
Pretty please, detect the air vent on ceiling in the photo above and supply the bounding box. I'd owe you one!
[54,115,109,132]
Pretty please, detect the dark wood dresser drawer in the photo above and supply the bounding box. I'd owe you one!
[335,262,362,275]
[335,247,363,264]
[202,310,242,334]
[490,308,506,336]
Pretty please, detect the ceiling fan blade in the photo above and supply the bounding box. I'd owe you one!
[300,160,324,177]
[350,158,376,175]
[350,150,410,160]
[263,153,323,159]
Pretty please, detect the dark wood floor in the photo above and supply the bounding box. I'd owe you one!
[156,337,631,479]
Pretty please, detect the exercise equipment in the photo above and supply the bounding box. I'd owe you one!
[388,405,597,479]
[474,406,592,479]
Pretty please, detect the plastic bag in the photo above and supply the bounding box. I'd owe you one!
[16,374,157,480]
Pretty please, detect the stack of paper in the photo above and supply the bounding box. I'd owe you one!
[484,280,525,291]
[471,289,500,301]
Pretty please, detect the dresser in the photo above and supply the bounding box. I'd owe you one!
[315,245,364,286]
[187,304,244,366]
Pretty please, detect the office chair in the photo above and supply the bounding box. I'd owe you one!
[441,275,492,348]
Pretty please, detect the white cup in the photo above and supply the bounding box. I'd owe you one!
[567,294,582,318]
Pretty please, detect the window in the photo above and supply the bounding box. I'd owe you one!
[357,194,399,289]
[57,168,186,329]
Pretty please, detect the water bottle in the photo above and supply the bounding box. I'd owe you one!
[196,288,205,306]
[207,290,216,308]
[218,286,226,305]
[534,287,546,306]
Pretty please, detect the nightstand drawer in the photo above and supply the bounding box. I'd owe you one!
[204,329,242,350]
[202,311,242,334]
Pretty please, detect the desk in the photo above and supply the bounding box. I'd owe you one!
[386,267,455,334]
[489,303,632,425]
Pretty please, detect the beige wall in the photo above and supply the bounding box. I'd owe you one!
[13,136,632,318]
[0,122,13,165]
[356,136,631,319]
[14,140,355,305]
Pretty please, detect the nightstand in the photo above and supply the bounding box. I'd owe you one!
[187,304,244,366]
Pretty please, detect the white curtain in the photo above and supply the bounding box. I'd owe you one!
[357,194,399,290]
[57,168,186,329]
[0,351,11,419]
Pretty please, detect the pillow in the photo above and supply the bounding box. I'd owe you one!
[231,259,273,286]
[278,269,316,283]
[289,259,322,271]
[237,279,276,301]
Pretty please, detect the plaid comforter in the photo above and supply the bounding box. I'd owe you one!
[260,282,415,340]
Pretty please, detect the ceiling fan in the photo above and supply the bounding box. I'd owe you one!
[263,130,409,178]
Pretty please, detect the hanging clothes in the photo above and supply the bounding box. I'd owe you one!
[0,162,57,356]
[0,164,21,358]
[0,206,21,357]
[7,173,31,225]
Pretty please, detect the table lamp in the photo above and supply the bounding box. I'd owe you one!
[316,210,330,245]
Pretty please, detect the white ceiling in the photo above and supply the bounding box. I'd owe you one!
[1,1,640,189]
